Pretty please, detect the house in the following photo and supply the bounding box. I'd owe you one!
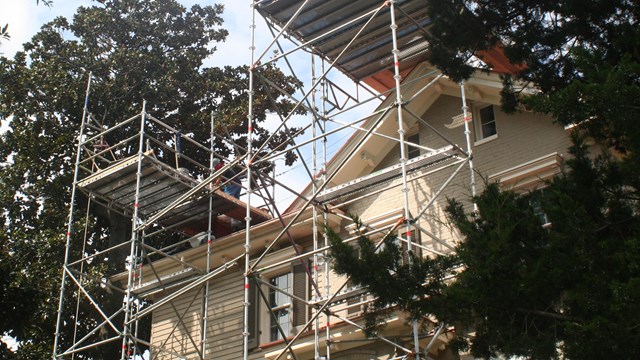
[123,58,572,359]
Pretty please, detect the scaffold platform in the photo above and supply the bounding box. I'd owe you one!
[77,152,271,228]
[317,146,459,203]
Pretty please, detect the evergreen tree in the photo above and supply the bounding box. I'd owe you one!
[329,137,640,359]
[443,136,640,358]
[0,0,301,358]
[329,1,640,358]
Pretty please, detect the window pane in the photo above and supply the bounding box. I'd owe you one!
[479,105,497,138]
[269,273,292,341]
[270,309,290,341]
[407,133,420,159]
[482,121,497,137]
[269,273,291,307]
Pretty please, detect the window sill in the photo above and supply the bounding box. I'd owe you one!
[474,134,498,146]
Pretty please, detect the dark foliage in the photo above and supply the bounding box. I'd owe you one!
[0,0,303,357]
[329,1,640,358]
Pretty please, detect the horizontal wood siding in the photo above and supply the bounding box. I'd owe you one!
[204,266,246,359]
[150,287,203,359]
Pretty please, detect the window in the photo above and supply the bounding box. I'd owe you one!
[251,245,310,346]
[475,105,497,141]
[264,261,310,343]
[407,133,421,159]
[528,189,551,227]
[269,272,292,341]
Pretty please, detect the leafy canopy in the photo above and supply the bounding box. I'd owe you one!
[0,0,302,358]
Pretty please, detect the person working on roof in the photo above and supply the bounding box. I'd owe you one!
[213,158,242,199]
[223,166,242,199]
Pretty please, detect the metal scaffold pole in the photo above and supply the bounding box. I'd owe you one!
[310,52,321,360]
[460,81,478,208]
[53,72,92,360]
[201,112,215,359]
[320,57,332,360]
[121,100,147,360]
[388,1,421,358]
[243,2,258,359]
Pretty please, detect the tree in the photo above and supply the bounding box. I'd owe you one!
[329,1,640,358]
[424,0,640,163]
[442,137,640,359]
[329,137,640,359]
[0,0,301,358]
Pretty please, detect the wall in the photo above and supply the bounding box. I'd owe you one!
[345,94,571,251]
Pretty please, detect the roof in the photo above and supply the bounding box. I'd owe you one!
[286,63,510,212]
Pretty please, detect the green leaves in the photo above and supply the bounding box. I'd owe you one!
[445,139,640,359]
[0,0,304,357]
[329,136,640,358]
[328,217,456,335]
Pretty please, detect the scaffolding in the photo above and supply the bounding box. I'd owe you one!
[53,1,479,359]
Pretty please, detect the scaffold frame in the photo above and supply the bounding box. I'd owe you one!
[52,1,478,359]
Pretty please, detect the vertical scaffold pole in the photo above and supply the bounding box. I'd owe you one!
[320,57,332,360]
[121,100,147,360]
[201,112,215,358]
[460,82,478,210]
[310,52,321,360]
[388,2,421,358]
[243,2,257,359]
[53,72,92,360]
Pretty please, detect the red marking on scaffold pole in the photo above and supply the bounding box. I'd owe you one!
[465,116,471,122]
[326,322,331,328]
[208,239,212,244]
[394,61,400,67]
[244,284,250,289]
[314,265,319,271]
[248,126,253,132]
[66,232,71,237]
[406,230,412,237]
[134,203,139,208]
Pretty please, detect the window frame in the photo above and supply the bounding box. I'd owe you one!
[268,272,293,342]
[474,104,498,144]
[249,245,306,349]
[406,132,421,160]
[249,245,310,347]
